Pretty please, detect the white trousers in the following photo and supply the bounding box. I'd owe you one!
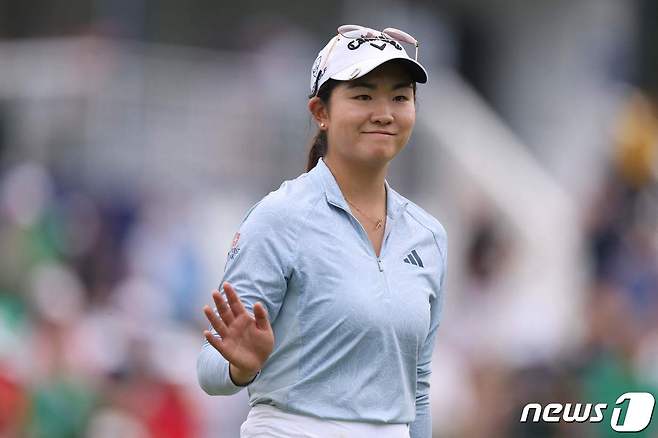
[240,404,411,438]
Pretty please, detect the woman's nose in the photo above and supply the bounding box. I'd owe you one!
[370,103,394,125]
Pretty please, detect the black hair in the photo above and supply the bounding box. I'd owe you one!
[306,79,341,172]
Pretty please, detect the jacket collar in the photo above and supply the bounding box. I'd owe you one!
[311,157,408,220]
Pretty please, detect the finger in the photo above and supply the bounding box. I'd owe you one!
[253,302,271,331]
[203,330,228,356]
[203,305,228,338]
[212,289,235,325]
[223,282,247,317]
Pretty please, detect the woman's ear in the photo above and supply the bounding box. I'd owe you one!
[308,97,329,128]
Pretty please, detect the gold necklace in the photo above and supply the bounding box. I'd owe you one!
[345,198,385,230]
[323,161,386,230]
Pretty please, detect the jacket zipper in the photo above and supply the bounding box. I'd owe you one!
[377,257,391,297]
[330,200,391,295]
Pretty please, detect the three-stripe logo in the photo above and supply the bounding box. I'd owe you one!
[403,249,424,268]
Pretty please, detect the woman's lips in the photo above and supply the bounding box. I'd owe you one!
[362,131,395,136]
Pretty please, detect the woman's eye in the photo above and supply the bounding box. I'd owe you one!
[354,95,371,101]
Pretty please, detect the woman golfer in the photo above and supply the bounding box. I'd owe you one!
[197,24,447,438]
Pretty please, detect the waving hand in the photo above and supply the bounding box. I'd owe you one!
[203,282,274,382]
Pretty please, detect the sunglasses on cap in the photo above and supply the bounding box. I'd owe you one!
[337,25,419,60]
[310,24,421,98]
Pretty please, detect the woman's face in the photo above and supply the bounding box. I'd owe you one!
[316,62,416,168]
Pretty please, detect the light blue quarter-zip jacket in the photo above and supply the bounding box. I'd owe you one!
[197,157,447,438]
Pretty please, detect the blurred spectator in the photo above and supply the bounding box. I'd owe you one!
[0,362,28,437]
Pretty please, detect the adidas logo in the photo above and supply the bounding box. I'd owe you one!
[403,249,424,268]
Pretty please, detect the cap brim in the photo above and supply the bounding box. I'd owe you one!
[331,56,428,84]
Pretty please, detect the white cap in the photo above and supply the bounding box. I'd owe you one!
[309,30,427,97]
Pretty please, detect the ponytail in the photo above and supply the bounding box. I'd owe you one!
[306,79,340,172]
[306,130,328,172]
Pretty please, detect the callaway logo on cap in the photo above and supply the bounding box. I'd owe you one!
[309,24,428,98]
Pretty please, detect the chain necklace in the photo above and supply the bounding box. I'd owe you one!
[323,161,386,230]
[345,197,386,230]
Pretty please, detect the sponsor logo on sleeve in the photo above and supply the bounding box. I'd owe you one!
[228,232,241,260]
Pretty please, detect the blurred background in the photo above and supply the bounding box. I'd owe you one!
[1,0,657,437]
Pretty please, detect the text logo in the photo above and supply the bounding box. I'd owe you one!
[227,232,241,260]
[347,36,402,52]
[520,392,655,432]
[610,392,655,432]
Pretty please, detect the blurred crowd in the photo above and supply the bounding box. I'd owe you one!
[0,162,208,437]
[431,91,658,438]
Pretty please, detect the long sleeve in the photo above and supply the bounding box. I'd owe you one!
[197,343,246,395]
[409,232,447,438]
[196,196,297,396]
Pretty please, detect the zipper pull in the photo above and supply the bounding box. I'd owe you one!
[377,258,384,272]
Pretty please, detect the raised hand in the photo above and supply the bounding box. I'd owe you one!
[203,282,274,379]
